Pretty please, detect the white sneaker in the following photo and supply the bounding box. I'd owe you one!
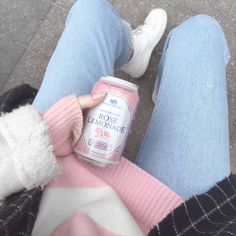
[120,9,167,78]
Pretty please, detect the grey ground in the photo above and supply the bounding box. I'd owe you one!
[0,0,236,170]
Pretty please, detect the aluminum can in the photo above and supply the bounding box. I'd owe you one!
[74,76,139,167]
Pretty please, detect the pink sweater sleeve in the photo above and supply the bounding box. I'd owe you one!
[41,95,83,157]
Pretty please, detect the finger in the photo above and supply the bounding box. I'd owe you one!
[78,93,106,109]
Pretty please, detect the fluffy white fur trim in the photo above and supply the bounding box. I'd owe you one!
[0,105,60,189]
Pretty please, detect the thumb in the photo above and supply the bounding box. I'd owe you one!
[78,93,106,109]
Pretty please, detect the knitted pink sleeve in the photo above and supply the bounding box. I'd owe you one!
[41,95,83,157]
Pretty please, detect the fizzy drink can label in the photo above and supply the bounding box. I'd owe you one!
[74,76,139,167]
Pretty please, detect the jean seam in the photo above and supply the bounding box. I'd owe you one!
[104,0,133,64]
[115,20,133,67]
[154,38,171,107]
[135,33,172,165]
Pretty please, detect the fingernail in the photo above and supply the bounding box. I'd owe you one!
[92,92,106,100]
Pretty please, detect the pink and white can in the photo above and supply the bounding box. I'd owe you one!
[74,76,139,167]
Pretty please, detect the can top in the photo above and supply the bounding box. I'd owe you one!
[100,76,138,91]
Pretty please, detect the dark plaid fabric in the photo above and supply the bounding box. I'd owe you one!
[0,84,42,236]
[0,188,42,236]
[149,174,236,236]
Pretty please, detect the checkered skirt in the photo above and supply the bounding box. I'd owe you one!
[149,174,236,236]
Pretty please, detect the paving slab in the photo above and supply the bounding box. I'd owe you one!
[225,4,236,66]
[230,130,236,170]
[4,50,49,90]
[0,34,25,89]
[0,0,52,46]
[224,4,236,168]
[3,4,68,91]
[55,0,76,10]
[29,5,68,59]
[229,95,236,132]
[171,0,234,23]
[0,0,52,91]
[227,60,236,97]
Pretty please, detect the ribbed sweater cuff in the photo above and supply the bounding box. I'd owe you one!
[81,157,184,234]
[42,95,83,157]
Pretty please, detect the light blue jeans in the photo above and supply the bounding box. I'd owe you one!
[33,0,230,199]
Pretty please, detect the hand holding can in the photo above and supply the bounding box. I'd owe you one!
[77,93,106,109]
[74,76,139,167]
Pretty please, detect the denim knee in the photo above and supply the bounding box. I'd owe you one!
[169,14,230,63]
[172,14,223,40]
[189,14,222,31]
[66,0,120,26]
[72,0,112,11]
